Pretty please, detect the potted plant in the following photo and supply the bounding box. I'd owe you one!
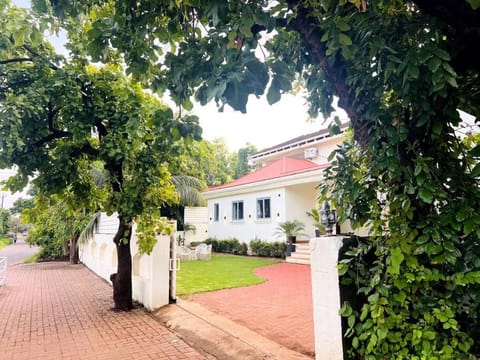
[306,209,326,237]
[274,219,306,256]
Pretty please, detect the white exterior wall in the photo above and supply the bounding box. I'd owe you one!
[251,133,344,165]
[207,188,287,244]
[308,137,342,165]
[284,184,320,240]
[79,213,172,311]
[183,206,209,244]
[310,236,345,360]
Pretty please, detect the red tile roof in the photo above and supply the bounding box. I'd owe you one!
[206,157,329,192]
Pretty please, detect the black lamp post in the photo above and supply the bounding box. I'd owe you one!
[320,201,337,235]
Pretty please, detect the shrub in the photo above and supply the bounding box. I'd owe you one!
[250,239,285,259]
[205,237,218,251]
[189,241,204,247]
[270,242,286,258]
[206,237,248,255]
[235,242,248,256]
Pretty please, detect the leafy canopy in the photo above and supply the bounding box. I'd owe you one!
[0,2,201,254]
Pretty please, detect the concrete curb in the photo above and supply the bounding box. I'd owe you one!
[155,299,313,360]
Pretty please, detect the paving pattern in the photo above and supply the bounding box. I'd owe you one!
[189,263,314,357]
[0,241,204,360]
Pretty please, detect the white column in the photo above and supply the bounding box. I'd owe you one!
[310,236,345,360]
[147,233,171,310]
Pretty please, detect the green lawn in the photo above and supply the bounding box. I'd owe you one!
[0,236,12,251]
[176,253,279,296]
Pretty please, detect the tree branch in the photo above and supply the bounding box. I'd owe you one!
[283,1,369,146]
[33,130,71,147]
[33,103,71,146]
[7,35,60,71]
[70,143,100,158]
[0,58,33,65]
[22,44,59,70]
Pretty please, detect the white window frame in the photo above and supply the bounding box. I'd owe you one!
[213,203,220,222]
[256,197,271,219]
[232,201,244,221]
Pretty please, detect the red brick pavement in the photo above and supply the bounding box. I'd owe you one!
[0,262,204,360]
[189,263,314,357]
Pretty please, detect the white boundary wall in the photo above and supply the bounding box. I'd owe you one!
[310,236,345,360]
[0,257,6,286]
[79,213,173,311]
[183,206,209,244]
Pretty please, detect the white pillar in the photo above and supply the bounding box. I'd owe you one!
[310,236,345,360]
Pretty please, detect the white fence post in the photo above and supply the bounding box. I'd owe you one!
[0,257,7,286]
[309,236,345,360]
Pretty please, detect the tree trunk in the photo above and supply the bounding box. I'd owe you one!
[69,232,80,264]
[111,218,133,311]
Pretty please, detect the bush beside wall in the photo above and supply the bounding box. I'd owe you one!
[204,238,285,259]
[205,238,248,255]
[250,239,286,259]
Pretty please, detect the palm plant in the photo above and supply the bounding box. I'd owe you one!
[79,174,206,244]
[306,209,326,236]
[169,175,206,207]
[274,219,306,243]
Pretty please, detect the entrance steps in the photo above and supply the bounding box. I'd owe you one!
[286,241,311,265]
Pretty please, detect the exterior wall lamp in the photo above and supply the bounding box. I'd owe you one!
[320,201,337,235]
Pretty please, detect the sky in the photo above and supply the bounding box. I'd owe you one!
[0,169,30,210]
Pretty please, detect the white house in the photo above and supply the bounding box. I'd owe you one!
[203,126,351,246]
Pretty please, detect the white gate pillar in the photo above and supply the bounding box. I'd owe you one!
[310,236,345,360]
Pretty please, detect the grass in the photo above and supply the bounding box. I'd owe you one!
[0,236,12,251]
[176,253,279,296]
[23,251,41,264]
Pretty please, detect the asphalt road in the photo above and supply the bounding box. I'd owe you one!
[0,235,39,267]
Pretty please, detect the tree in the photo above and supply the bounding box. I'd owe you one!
[0,209,11,236]
[232,143,258,179]
[21,193,92,261]
[0,4,201,310]
[173,138,235,186]
[17,0,480,356]
[9,197,34,215]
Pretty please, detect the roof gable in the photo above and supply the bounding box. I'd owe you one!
[206,157,329,192]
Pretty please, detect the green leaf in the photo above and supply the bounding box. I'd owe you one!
[389,247,404,275]
[466,0,480,10]
[336,18,350,31]
[266,79,281,105]
[445,75,458,88]
[471,163,480,177]
[470,144,480,157]
[368,293,379,304]
[435,48,451,61]
[377,327,388,340]
[419,188,433,204]
[340,302,353,316]
[464,220,476,235]
[339,33,352,46]
[428,57,441,73]
[408,65,419,79]
[423,330,436,340]
[348,314,356,328]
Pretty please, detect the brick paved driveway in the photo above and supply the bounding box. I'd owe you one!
[189,263,314,357]
[0,242,204,360]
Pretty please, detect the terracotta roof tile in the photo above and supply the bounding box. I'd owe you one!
[206,157,329,192]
